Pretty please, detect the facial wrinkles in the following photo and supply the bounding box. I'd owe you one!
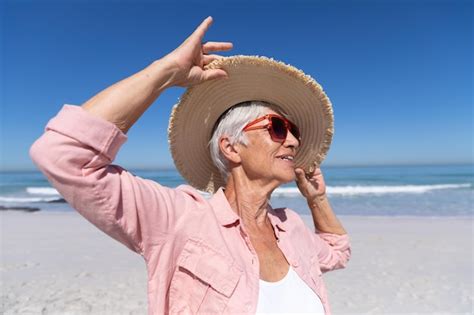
[246,111,299,159]
[244,129,279,181]
[230,110,296,225]
[224,110,296,231]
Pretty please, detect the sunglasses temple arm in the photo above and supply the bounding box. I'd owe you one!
[242,116,269,131]
[242,125,269,132]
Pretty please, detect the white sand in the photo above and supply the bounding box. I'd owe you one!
[1,211,472,314]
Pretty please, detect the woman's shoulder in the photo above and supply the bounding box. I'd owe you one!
[173,184,209,204]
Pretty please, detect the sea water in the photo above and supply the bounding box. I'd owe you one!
[1,164,472,216]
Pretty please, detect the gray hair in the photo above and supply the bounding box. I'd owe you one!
[208,100,283,182]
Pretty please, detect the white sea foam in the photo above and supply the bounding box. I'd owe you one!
[26,187,60,195]
[272,183,472,197]
[8,184,472,202]
[0,196,64,203]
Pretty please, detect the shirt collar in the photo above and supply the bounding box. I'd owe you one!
[267,207,288,232]
[209,187,240,227]
[209,187,288,232]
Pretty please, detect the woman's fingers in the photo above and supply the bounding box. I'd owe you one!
[202,54,224,65]
[201,68,228,81]
[313,162,321,172]
[295,168,308,184]
[190,16,213,43]
[203,41,234,53]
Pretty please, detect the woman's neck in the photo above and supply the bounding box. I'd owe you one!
[223,173,276,231]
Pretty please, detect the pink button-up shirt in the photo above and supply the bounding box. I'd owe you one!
[30,105,351,315]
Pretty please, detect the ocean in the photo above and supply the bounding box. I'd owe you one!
[1,164,472,217]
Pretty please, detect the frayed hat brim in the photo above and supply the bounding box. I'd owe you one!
[168,55,334,193]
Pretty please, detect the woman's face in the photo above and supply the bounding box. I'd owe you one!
[237,109,300,186]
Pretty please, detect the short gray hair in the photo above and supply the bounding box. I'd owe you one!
[209,101,282,182]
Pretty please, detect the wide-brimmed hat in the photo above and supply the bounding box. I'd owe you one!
[168,55,334,193]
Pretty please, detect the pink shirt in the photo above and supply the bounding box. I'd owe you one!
[30,105,351,315]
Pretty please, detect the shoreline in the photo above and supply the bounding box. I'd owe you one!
[1,207,473,219]
[2,210,473,314]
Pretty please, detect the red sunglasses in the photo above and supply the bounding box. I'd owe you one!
[242,114,301,144]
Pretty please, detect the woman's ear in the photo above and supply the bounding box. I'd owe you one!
[219,135,242,164]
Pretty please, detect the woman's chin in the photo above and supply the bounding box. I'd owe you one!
[277,171,296,185]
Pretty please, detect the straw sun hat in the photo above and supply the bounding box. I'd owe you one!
[168,55,334,193]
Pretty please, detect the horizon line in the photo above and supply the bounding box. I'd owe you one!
[2,161,473,173]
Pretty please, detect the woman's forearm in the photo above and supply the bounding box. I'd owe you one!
[82,58,175,134]
[308,194,347,235]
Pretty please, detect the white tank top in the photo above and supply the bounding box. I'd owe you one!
[256,266,325,314]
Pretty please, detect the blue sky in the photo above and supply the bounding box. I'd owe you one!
[1,0,472,171]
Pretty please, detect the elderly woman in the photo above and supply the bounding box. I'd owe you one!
[30,17,350,315]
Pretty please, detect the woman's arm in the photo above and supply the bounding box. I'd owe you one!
[82,16,232,134]
[295,166,351,272]
[307,194,347,235]
[307,194,351,272]
[29,17,232,257]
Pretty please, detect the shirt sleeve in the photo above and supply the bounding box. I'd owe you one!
[29,104,204,256]
[314,232,351,273]
[296,210,351,273]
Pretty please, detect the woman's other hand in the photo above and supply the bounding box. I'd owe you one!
[295,165,327,202]
[161,16,233,87]
[295,165,347,235]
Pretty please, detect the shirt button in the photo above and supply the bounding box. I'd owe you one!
[292,260,299,267]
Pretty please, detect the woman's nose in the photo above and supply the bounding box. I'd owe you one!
[284,130,300,149]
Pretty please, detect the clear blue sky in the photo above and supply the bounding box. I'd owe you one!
[1,0,472,171]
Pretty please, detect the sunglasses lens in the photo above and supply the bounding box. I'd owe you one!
[270,117,288,141]
[290,123,301,141]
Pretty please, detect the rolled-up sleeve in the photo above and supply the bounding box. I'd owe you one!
[314,232,351,273]
[29,105,200,256]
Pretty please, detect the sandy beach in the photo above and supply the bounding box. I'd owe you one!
[1,210,472,314]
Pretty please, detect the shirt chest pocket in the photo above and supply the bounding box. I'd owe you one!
[169,239,243,314]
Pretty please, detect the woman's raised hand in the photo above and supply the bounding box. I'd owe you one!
[295,165,328,202]
[162,16,233,87]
